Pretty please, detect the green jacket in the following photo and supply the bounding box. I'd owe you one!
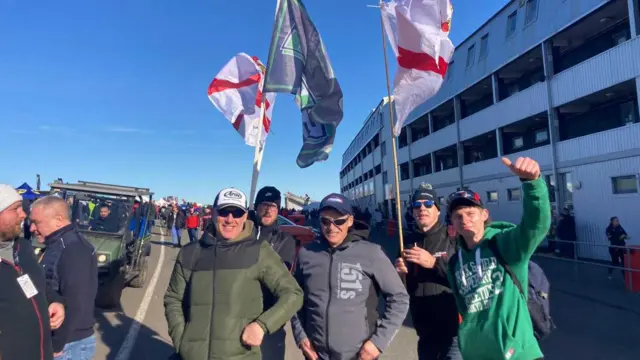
[164,220,304,360]
[447,178,551,360]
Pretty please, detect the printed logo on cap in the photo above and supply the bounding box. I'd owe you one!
[265,192,273,196]
[420,192,433,198]
[326,196,344,203]
[223,190,243,200]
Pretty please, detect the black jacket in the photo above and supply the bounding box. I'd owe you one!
[0,238,56,360]
[39,224,98,352]
[167,211,186,230]
[404,222,459,342]
[254,217,296,310]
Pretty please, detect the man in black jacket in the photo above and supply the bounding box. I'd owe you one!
[0,185,65,360]
[395,184,461,360]
[251,186,296,360]
[30,196,98,360]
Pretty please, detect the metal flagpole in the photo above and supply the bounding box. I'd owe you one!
[377,0,405,254]
[248,100,267,210]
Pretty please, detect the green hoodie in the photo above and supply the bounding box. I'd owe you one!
[446,178,551,360]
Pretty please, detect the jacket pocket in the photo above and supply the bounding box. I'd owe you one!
[458,318,523,360]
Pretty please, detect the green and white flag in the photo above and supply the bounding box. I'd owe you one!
[264,0,343,168]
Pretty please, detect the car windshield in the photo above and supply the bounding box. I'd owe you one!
[277,215,295,226]
[75,197,132,234]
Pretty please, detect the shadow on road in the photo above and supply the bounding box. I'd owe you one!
[95,305,175,360]
[151,240,175,247]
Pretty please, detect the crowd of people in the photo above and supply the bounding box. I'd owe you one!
[1,156,557,360]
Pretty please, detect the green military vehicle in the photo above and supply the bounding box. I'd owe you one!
[38,181,154,309]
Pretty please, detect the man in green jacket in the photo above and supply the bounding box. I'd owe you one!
[164,187,304,360]
[446,157,551,360]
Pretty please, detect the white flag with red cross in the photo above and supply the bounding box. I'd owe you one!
[381,0,454,137]
[207,53,275,147]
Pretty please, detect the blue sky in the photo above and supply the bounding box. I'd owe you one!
[0,0,508,204]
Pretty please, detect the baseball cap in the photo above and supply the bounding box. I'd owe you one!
[254,186,281,208]
[0,184,22,213]
[319,193,353,216]
[214,188,248,212]
[447,189,483,215]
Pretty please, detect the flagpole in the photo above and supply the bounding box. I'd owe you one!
[378,0,405,254]
[248,100,267,210]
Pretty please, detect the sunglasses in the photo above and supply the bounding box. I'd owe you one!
[217,207,246,219]
[320,216,349,227]
[412,200,435,209]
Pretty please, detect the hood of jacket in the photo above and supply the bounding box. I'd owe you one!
[202,219,257,245]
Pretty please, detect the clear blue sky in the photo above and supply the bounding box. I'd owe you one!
[0,0,508,204]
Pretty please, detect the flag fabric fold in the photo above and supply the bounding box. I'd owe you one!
[381,0,454,137]
[208,53,275,147]
[264,0,343,168]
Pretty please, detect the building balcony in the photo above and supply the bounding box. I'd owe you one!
[409,123,457,159]
[413,167,459,188]
[556,123,640,163]
[459,81,548,141]
[462,145,553,182]
[551,36,640,107]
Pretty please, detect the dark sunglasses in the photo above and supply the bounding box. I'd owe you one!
[320,216,349,227]
[412,200,435,209]
[217,207,246,219]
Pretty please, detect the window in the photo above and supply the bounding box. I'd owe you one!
[487,191,499,203]
[534,129,548,143]
[613,30,629,45]
[512,136,524,149]
[612,175,638,194]
[381,141,387,157]
[507,188,521,201]
[506,11,517,38]
[438,196,446,205]
[382,171,388,184]
[524,0,538,25]
[620,101,637,125]
[545,174,556,203]
[479,34,489,59]
[466,44,476,68]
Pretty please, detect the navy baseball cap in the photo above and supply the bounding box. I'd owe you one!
[319,193,353,216]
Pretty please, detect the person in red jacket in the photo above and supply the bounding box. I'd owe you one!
[185,207,199,243]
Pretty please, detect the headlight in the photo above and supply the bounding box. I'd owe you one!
[97,254,108,263]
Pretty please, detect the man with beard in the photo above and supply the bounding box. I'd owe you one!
[395,184,460,359]
[0,185,65,360]
[251,186,296,360]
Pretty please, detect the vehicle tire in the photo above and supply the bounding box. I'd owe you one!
[95,271,126,309]
[129,256,148,288]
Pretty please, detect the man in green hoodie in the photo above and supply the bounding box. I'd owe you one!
[446,157,551,360]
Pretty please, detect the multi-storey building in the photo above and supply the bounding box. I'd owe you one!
[339,0,640,260]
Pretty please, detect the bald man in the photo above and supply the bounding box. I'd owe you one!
[30,196,98,360]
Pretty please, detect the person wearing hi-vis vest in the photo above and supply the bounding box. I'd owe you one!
[446,157,551,360]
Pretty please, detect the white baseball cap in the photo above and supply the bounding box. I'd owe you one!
[214,188,248,212]
[0,184,22,213]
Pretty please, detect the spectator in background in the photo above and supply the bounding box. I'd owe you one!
[606,216,628,279]
[167,205,185,248]
[201,206,213,239]
[30,196,98,360]
[185,207,199,243]
[555,208,576,258]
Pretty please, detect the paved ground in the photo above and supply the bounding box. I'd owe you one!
[92,227,640,360]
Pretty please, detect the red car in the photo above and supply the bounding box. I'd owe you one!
[278,215,317,247]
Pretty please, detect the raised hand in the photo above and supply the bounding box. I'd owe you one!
[501,157,540,181]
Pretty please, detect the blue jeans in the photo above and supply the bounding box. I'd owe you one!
[187,228,198,243]
[172,227,182,246]
[54,334,96,360]
[417,336,461,360]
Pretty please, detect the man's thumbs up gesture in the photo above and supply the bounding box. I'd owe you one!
[501,157,540,181]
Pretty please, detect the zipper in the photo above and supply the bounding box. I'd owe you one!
[1,251,46,360]
[324,249,334,354]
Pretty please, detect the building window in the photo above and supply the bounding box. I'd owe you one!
[381,141,387,157]
[524,0,538,25]
[507,188,521,201]
[446,61,454,81]
[438,196,446,205]
[479,34,489,59]
[545,174,556,203]
[487,191,499,203]
[466,44,476,68]
[612,175,638,194]
[382,171,388,184]
[512,136,524,149]
[620,101,637,125]
[534,129,548,143]
[506,10,517,38]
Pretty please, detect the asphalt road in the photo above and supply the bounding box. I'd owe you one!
[92,228,640,360]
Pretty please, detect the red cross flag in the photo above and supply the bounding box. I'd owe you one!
[207,53,275,147]
[381,0,454,136]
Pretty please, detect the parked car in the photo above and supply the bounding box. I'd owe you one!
[278,215,317,247]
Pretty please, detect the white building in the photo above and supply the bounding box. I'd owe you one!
[340,0,640,260]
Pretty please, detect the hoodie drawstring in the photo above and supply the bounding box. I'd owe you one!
[458,247,483,288]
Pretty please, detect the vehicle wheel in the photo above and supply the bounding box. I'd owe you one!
[129,256,148,288]
[95,272,126,309]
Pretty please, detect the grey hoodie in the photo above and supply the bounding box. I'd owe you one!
[291,221,409,359]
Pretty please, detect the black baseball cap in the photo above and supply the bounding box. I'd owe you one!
[319,193,353,216]
[447,189,484,214]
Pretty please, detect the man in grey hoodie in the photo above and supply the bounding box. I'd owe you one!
[291,193,409,360]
